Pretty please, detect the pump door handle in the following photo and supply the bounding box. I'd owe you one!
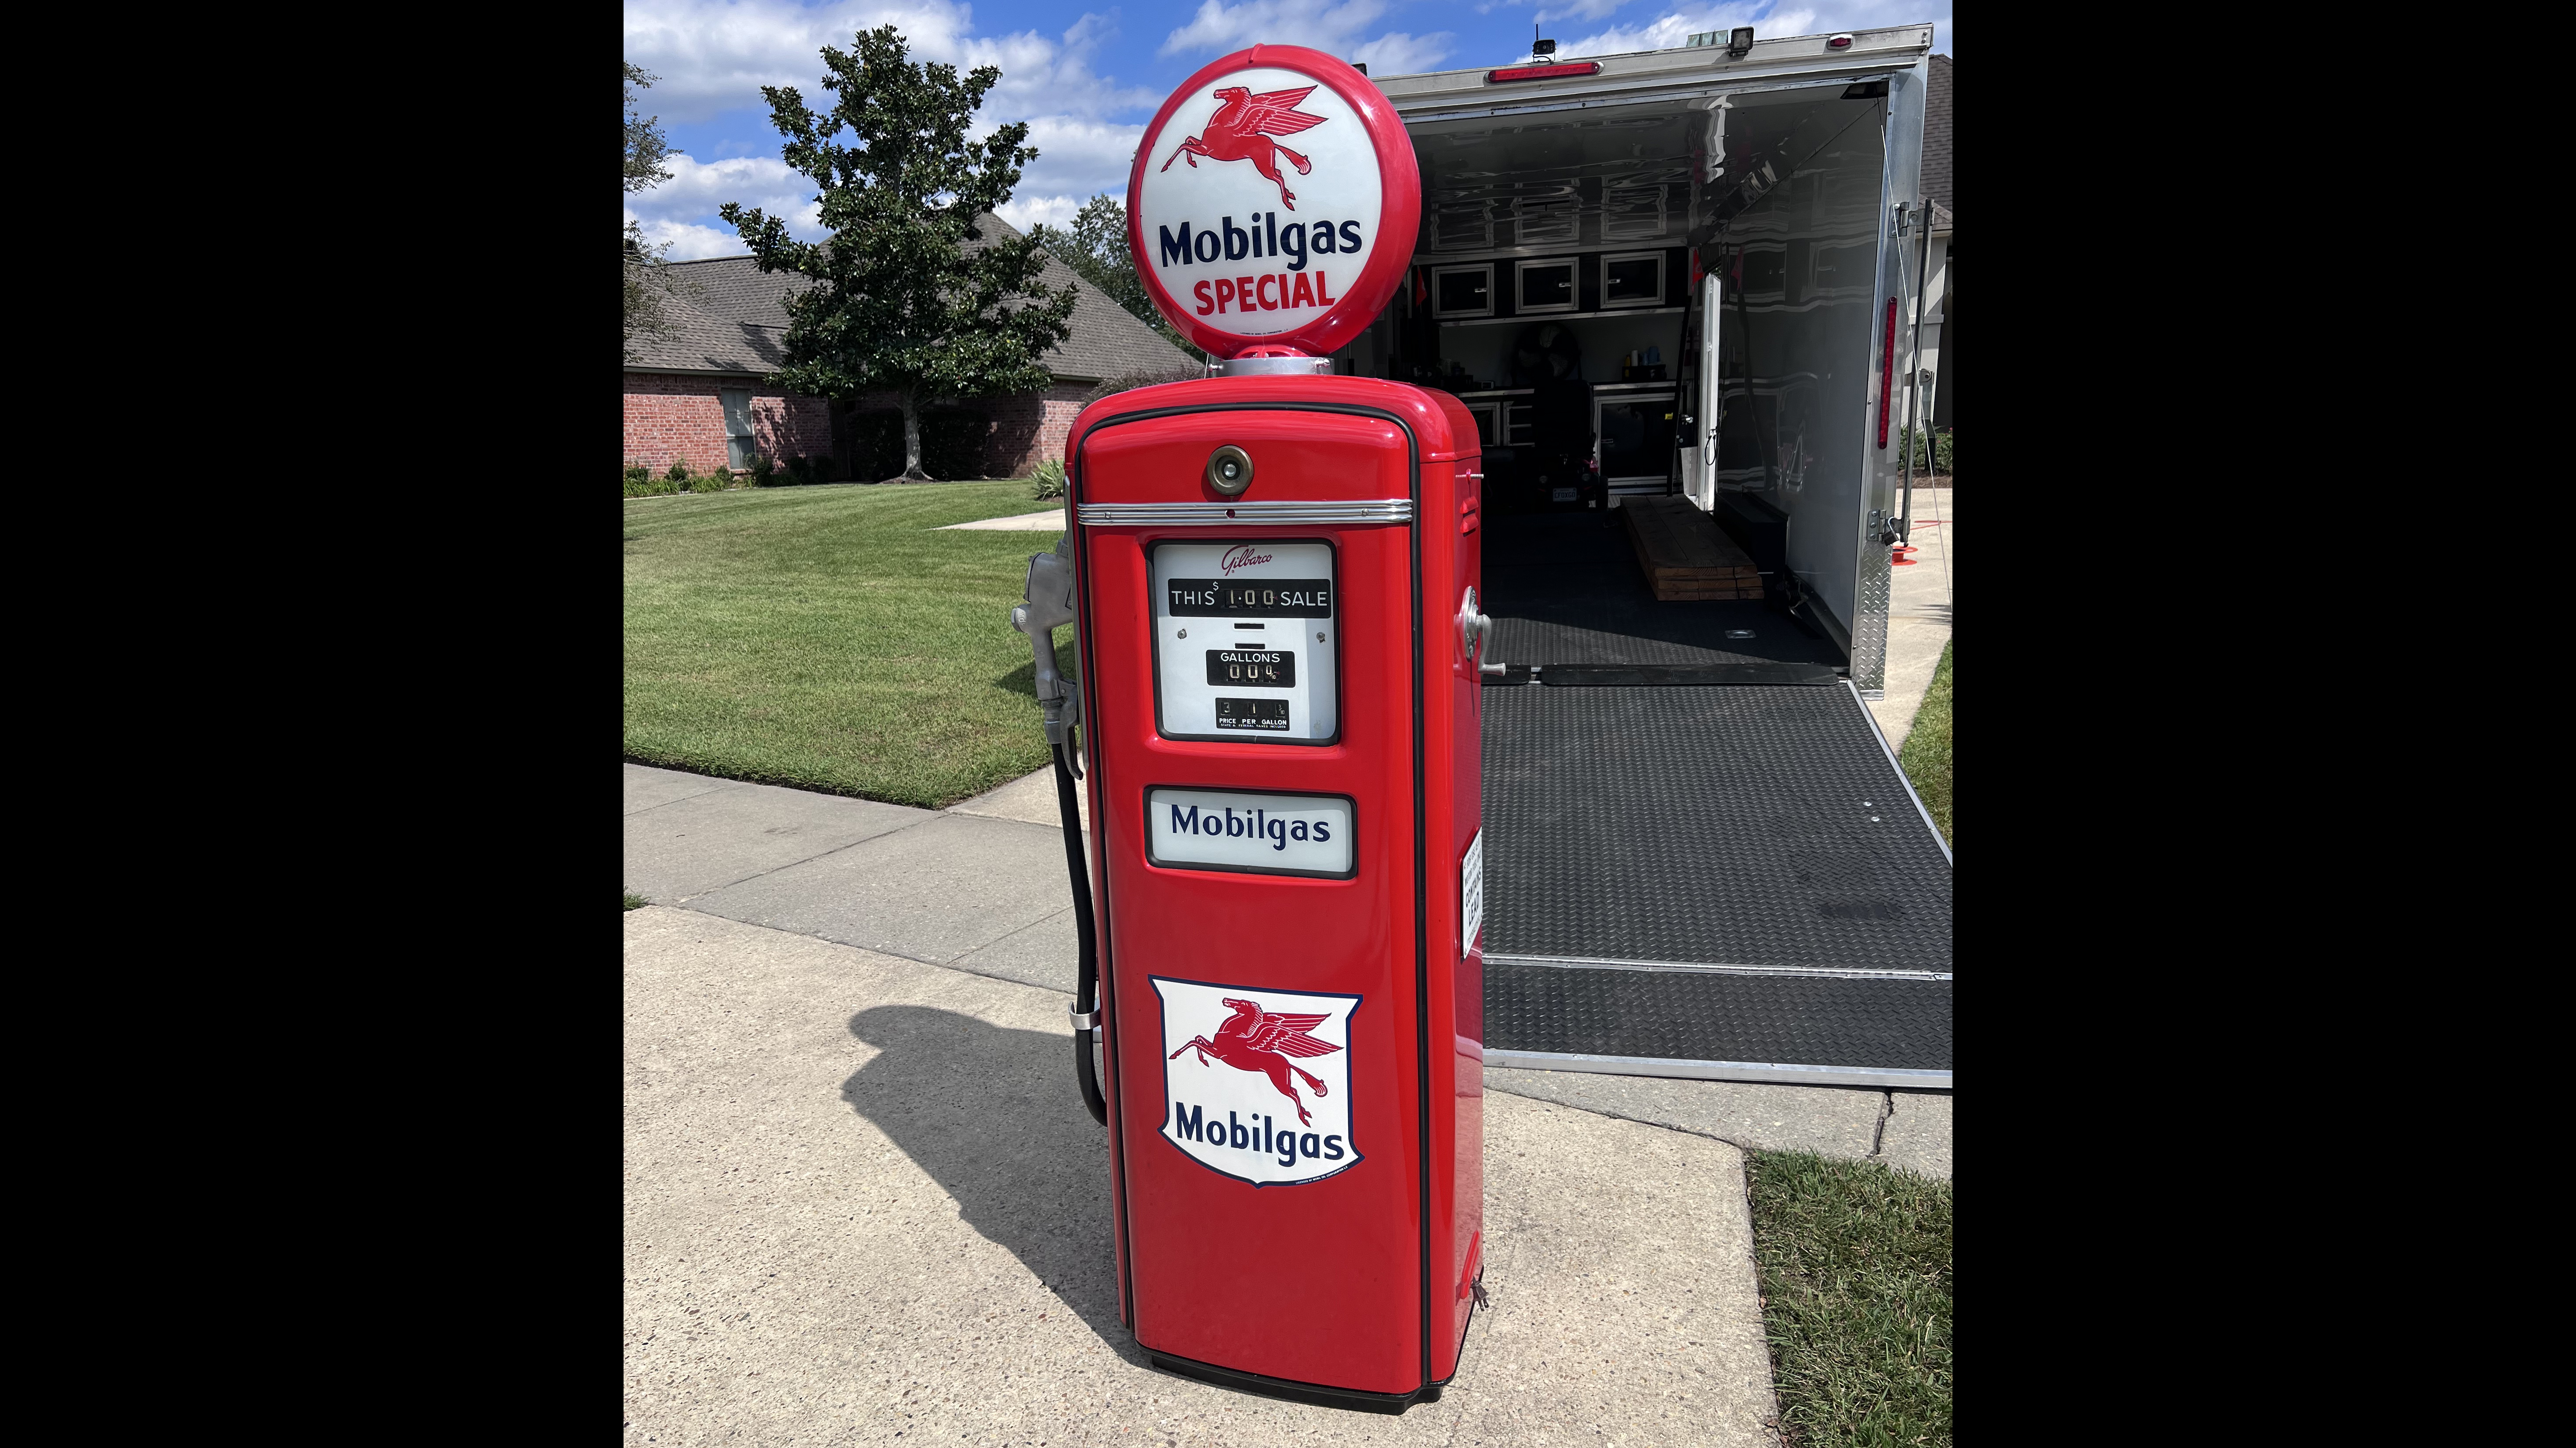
[1459,587,1494,662]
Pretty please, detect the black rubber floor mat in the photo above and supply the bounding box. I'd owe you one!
[1481,511,1840,669]
[1482,962,1952,1071]
[1481,684,1951,971]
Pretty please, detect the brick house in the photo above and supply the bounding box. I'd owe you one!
[623,214,1195,480]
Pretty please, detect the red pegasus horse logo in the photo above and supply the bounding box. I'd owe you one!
[1160,85,1329,210]
[1168,995,1342,1124]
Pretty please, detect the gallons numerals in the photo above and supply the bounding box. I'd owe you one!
[1165,579,1335,618]
[1206,649,1296,688]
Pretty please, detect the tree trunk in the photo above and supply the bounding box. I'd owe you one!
[889,390,931,483]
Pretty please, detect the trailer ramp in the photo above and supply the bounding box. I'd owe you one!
[1478,513,1952,1088]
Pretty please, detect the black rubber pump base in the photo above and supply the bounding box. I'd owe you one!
[1146,1351,1450,1415]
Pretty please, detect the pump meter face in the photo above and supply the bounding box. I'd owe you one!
[1150,540,1339,743]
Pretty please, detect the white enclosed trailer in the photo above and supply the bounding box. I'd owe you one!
[1349,25,1951,1088]
[1356,22,1938,692]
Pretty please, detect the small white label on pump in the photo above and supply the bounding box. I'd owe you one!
[1461,829,1484,952]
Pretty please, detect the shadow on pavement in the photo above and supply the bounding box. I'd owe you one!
[841,1005,1142,1364]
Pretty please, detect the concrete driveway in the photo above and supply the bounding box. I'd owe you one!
[627,906,1784,1447]
[1868,486,1954,752]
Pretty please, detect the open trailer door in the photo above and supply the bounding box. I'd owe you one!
[1379,25,1948,1089]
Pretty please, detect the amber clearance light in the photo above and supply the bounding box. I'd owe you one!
[1487,61,1601,83]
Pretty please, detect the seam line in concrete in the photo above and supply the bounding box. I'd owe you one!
[668,812,949,903]
[939,906,1078,967]
[1480,1078,1776,1157]
[659,905,1080,1002]
[623,778,751,816]
[1868,1092,1893,1158]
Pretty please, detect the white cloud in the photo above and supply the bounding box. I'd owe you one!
[625,1,1176,242]
[629,214,762,261]
[1019,116,1151,199]
[995,194,1087,231]
[1157,0,1455,72]
[625,0,1155,127]
[1554,2,1952,61]
[1539,0,1638,22]
[626,152,824,253]
[1347,30,1459,75]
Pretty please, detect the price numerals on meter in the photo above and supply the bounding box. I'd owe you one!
[1207,649,1296,687]
[1166,579,1335,617]
[1214,698,1292,731]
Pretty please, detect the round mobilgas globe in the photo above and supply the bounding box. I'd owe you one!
[1125,45,1421,361]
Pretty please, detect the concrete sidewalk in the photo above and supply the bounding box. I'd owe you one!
[626,761,1949,1444]
[936,509,1067,531]
[628,907,1782,1446]
[625,764,1088,996]
[1866,487,1954,752]
[627,760,1948,1178]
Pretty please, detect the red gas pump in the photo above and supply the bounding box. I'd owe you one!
[1011,45,1484,1412]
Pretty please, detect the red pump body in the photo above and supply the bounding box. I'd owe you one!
[1067,373,1485,1407]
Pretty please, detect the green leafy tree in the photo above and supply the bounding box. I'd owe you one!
[624,62,673,191]
[721,26,1078,481]
[624,62,678,360]
[1029,195,1206,362]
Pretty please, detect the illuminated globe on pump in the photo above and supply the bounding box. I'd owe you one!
[1126,45,1422,361]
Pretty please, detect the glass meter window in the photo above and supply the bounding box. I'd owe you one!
[1150,540,1340,744]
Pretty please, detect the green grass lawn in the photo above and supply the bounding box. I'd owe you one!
[1749,1151,1953,1447]
[1898,642,1952,846]
[624,481,1074,809]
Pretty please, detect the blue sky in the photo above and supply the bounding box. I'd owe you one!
[624,0,1953,259]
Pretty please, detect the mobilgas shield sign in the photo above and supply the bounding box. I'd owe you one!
[1126,46,1420,360]
[1152,976,1362,1187]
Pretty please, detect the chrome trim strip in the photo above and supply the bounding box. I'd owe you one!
[1077,500,1414,525]
[1486,952,1949,982]
[1484,1049,1951,1091]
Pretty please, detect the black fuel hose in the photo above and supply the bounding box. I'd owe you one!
[1054,740,1108,1124]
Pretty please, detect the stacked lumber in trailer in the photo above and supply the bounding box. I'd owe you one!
[1619,496,1765,601]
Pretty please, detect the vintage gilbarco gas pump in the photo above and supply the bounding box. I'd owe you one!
[1009,44,1487,1412]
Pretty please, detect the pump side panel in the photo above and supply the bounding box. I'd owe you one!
[1424,431,1485,1378]
[1075,378,1468,1396]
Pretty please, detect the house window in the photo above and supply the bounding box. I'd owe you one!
[720,388,755,471]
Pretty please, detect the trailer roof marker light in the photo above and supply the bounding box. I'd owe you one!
[1488,61,1601,83]
[1826,33,1855,51]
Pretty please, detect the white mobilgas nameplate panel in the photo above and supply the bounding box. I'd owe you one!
[1147,787,1355,878]
[1150,541,1339,743]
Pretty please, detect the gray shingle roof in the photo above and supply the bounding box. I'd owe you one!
[1923,54,1951,222]
[623,213,1191,382]
[624,274,791,373]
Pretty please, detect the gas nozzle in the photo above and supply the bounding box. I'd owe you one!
[1012,535,1082,763]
